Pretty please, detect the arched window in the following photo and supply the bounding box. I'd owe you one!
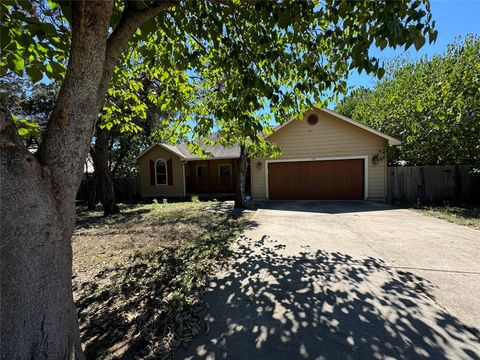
[155,159,167,185]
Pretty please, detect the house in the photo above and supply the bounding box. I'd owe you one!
[136,135,242,198]
[136,108,400,201]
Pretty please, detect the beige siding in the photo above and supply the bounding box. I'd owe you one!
[251,110,388,201]
[138,145,185,197]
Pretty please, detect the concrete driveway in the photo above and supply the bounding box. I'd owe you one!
[176,201,480,359]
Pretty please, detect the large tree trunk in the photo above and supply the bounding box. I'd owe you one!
[234,143,248,209]
[2,3,118,359]
[92,127,119,216]
[1,2,176,358]
[0,3,113,357]
[0,122,84,357]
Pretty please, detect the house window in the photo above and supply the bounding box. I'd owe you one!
[219,164,231,176]
[197,165,209,177]
[155,159,167,185]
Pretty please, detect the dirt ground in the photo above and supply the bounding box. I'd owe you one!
[72,201,251,359]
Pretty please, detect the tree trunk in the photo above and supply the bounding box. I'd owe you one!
[92,127,119,216]
[1,99,85,360]
[1,2,176,357]
[87,174,98,210]
[1,3,113,358]
[235,143,248,209]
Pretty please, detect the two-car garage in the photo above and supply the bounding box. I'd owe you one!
[250,108,401,202]
[267,158,366,200]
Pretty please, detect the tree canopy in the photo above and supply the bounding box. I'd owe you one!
[335,35,480,166]
[2,0,438,153]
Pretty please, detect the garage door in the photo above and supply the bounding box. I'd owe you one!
[268,159,364,200]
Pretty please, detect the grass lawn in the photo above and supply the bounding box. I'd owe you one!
[411,206,480,230]
[73,201,252,359]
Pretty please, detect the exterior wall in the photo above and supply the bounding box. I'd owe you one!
[138,145,185,198]
[185,159,238,194]
[251,110,388,201]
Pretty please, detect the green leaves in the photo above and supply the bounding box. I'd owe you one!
[336,35,480,167]
[2,0,438,160]
[13,115,41,138]
[26,65,44,82]
[414,36,426,51]
[1,0,70,82]
[6,53,24,74]
[377,68,386,80]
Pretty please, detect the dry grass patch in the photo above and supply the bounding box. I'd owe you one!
[73,201,253,359]
[411,206,480,230]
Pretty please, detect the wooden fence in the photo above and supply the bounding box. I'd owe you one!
[113,178,138,201]
[388,165,480,205]
[77,178,138,202]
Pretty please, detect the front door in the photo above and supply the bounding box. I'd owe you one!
[218,163,233,191]
[196,164,210,192]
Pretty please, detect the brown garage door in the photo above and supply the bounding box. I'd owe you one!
[268,159,364,200]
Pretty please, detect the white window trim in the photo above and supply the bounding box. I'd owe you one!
[264,156,368,200]
[155,158,168,186]
[218,163,232,176]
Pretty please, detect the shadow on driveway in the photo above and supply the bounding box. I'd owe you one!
[176,235,480,360]
[252,200,398,214]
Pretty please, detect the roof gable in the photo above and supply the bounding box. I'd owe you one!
[268,108,401,146]
[136,143,186,161]
[136,140,240,161]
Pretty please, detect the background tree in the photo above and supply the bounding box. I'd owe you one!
[88,63,183,215]
[336,35,480,166]
[1,1,436,357]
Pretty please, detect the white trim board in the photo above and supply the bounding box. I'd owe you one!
[264,156,369,200]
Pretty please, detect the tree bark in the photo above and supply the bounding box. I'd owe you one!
[92,127,119,216]
[234,143,248,209]
[87,174,98,210]
[0,117,84,358]
[1,2,177,358]
[1,3,113,357]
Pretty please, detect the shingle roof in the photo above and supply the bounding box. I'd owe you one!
[175,142,240,160]
[136,137,240,161]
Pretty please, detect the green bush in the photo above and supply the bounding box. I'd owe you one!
[191,195,200,203]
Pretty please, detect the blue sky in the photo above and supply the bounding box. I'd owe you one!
[342,0,480,96]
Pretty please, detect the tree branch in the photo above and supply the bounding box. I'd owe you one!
[97,0,179,111]
[111,134,134,176]
[37,0,114,202]
[34,0,178,205]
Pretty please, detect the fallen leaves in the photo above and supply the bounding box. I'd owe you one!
[73,202,250,359]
